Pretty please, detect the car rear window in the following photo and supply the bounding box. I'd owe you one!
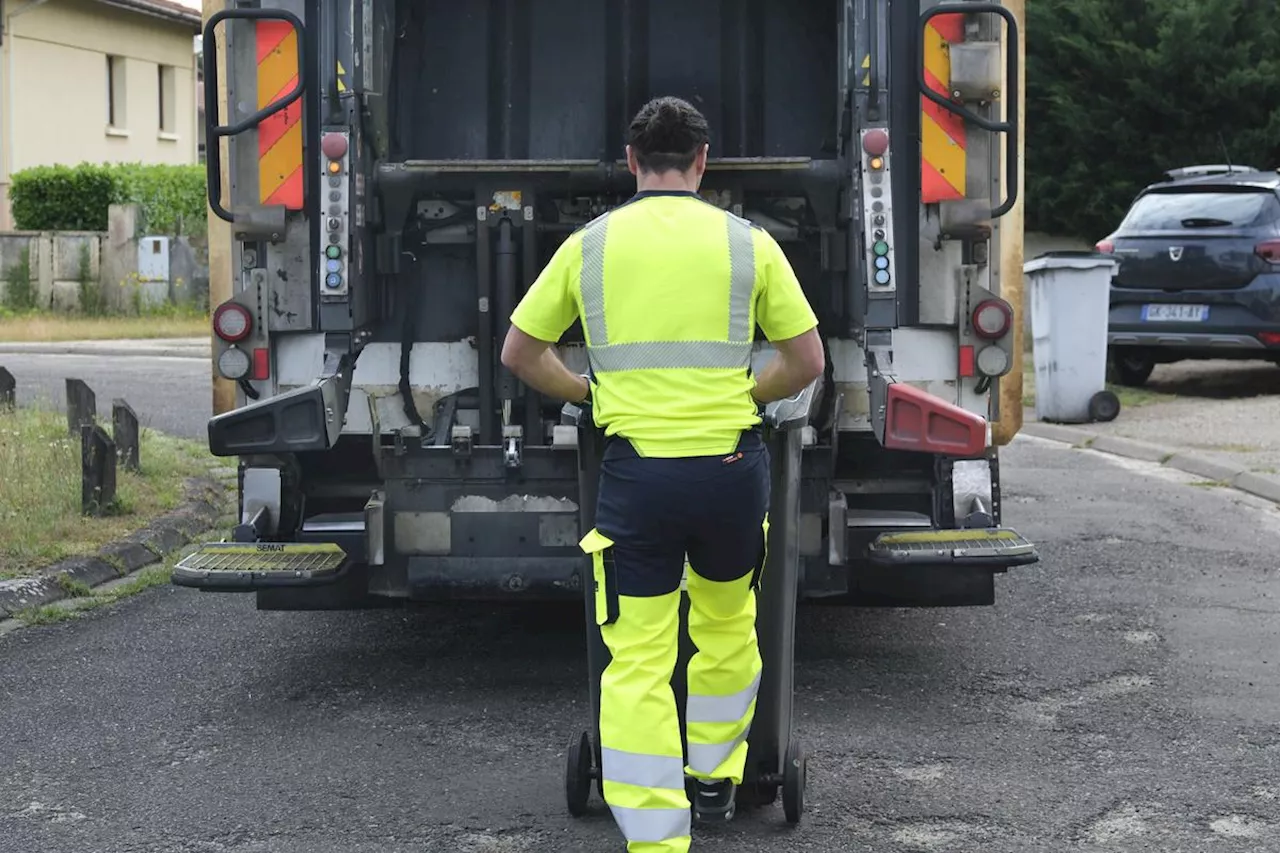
[1119,189,1280,230]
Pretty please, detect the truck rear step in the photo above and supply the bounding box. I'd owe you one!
[867,528,1038,570]
[172,542,349,591]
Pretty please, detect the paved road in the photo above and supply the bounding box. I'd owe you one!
[2,430,1279,851]
[0,353,211,439]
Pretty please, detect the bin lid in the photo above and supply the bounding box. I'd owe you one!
[1023,250,1119,275]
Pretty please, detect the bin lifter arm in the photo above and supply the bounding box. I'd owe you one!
[208,345,355,457]
[867,349,987,458]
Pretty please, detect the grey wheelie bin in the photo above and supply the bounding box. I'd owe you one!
[561,380,820,827]
[1025,251,1122,424]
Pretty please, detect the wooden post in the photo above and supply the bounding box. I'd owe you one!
[113,398,140,472]
[65,378,96,435]
[205,0,236,418]
[81,424,118,516]
[0,366,14,409]
[993,0,1027,447]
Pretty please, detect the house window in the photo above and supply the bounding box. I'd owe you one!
[106,55,127,128]
[158,64,177,135]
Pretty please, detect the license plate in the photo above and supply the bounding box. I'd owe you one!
[1142,304,1209,322]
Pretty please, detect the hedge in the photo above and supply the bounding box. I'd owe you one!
[9,163,207,236]
[1027,0,1280,240]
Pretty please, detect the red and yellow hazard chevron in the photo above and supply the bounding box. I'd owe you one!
[921,13,967,203]
[256,21,303,209]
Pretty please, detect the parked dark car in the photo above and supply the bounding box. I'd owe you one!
[1098,165,1280,386]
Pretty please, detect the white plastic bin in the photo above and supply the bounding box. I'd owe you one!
[1024,251,1121,424]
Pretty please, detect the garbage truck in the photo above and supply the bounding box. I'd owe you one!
[178,0,1038,613]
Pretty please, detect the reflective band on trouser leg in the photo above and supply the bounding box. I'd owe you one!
[599,589,691,853]
[683,566,762,784]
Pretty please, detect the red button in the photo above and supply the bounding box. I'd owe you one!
[862,128,889,156]
[321,133,348,159]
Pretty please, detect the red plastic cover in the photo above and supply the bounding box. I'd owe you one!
[883,383,987,457]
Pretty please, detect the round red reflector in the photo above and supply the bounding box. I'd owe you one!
[321,133,348,160]
[213,303,252,342]
[863,128,890,157]
[972,299,1012,340]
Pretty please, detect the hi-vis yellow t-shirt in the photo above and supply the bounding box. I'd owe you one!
[510,190,818,458]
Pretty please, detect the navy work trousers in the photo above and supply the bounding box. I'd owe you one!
[594,430,771,598]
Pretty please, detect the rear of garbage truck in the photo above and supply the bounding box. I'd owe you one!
[177,0,1038,609]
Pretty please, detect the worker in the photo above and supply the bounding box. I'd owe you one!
[500,95,824,852]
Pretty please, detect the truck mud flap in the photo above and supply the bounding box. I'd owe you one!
[172,542,349,592]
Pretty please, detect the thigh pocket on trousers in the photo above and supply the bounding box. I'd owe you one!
[750,514,770,590]
[580,527,619,626]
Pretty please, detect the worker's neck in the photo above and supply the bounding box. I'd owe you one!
[635,169,699,195]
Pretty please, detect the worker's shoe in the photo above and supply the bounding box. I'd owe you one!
[691,778,736,822]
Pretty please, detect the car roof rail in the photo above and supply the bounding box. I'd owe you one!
[1162,164,1260,180]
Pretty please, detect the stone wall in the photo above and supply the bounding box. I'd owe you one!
[0,204,209,313]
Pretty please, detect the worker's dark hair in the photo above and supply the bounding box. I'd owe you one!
[627,96,710,174]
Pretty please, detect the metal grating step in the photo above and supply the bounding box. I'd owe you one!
[868,527,1039,569]
[173,542,349,591]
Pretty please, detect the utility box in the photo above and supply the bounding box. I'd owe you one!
[137,236,170,282]
[1025,251,1121,424]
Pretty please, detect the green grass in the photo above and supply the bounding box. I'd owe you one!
[0,406,215,579]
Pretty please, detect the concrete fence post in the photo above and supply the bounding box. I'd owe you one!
[0,366,14,409]
[81,424,118,516]
[65,378,96,435]
[113,398,140,472]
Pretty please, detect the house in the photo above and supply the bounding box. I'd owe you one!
[0,0,202,229]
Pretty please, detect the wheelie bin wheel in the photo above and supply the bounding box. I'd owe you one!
[566,730,594,817]
[1088,389,1121,423]
[782,739,806,825]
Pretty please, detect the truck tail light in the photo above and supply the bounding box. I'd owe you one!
[971,298,1013,340]
[1255,240,1280,264]
[213,303,252,342]
[1096,239,1115,254]
[217,346,251,380]
[251,347,270,380]
[958,345,976,377]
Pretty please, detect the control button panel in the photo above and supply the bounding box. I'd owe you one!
[319,130,350,299]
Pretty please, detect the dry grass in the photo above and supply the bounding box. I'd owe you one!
[0,314,208,342]
[0,406,214,579]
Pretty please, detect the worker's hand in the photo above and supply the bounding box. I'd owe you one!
[573,374,592,405]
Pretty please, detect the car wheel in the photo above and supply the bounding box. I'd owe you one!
[1109,350,1155,387]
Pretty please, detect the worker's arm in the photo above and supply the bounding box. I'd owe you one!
[501,326,590,403]
[750,232,825,405]
[501,233,590,403]
[750,326,825,404]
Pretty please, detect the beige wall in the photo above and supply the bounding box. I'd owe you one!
[0,0,198,227]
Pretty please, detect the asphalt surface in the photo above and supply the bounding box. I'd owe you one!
[0,353,211,439]
[2,399,1280,849]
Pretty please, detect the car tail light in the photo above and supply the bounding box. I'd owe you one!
[1258,332,1280,346]
[1096,239,1115,254]
[1255,240,1280,264]
[213,303,252,342]
[971,298,1013,340]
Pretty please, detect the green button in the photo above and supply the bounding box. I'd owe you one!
[326,245,342,259]
[873,241,889,256]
